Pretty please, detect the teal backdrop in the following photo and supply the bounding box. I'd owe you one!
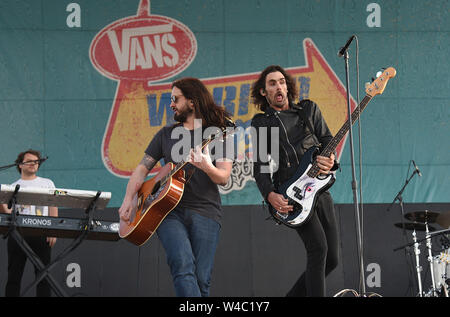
[0,0,449,208]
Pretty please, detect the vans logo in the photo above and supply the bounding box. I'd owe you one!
[90,1,197,82]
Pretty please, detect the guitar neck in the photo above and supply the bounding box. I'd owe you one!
[307,94,372,177]
[160,137,215,184]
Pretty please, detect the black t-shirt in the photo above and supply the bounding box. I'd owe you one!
[145,124,234,224]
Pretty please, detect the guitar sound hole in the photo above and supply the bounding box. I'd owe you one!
[151,181,161,196]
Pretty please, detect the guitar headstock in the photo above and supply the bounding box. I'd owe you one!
[365,67,396,97]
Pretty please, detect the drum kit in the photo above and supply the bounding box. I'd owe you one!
[394,210,450,297]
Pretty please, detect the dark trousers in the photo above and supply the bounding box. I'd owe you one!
[286,191,339,297]
[5,235,52,297]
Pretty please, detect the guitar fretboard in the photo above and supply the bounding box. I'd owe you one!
[159,137,213,185]
[159,128,230,185]
[307,95,373,177]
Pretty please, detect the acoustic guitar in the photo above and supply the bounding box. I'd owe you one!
[119,126,233,245]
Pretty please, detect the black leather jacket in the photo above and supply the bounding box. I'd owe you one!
[251,99,336,201]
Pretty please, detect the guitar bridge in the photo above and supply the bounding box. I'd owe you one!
[139,185,164,216]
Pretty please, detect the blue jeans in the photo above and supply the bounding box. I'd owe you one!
[156,207,221,297]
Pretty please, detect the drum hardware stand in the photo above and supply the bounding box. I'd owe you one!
[425,222,438,297]
[411,229,423,296]
[388,161,422,296]
[394,228,450,297]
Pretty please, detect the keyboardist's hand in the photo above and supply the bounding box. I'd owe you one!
[47,237,57,247]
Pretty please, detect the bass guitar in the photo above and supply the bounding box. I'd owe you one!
[269,67,396,227]
[119,126,233,245]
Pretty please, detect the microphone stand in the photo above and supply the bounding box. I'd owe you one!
[0,162,18,172]
[0,157,48,172]
[342,48,366,296]
[387,166,419,213]
[387,164,421,296]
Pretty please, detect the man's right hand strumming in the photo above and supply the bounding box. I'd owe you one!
[119,154,156,223]
[118,198,133,223]
[267,191,293,214]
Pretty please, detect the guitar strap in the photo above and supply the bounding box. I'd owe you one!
[184,167,196,184]
[295,101,339,171]
[294,101,315,136]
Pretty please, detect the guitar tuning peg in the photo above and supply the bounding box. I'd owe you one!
[382,67,386,70]
[365,82,371,89]
[371,77,375,82]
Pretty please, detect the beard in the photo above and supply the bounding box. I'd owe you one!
[174,104,194,123]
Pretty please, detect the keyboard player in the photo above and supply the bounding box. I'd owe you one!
[1,149,58,297]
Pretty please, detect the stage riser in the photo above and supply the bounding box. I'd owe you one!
[0,202,448,297]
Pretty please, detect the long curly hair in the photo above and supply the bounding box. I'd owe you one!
[172,77,232,129]
[250,65,298,112]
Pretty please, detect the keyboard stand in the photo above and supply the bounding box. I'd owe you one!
[8,228,68,296]
[1,185,109,297]
[4,185,67,297]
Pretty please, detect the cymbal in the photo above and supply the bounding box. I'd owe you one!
[404,210,440,224]
[436,211,450,228]
[394,222,436,232]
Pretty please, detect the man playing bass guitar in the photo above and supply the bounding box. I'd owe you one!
[250,65,340,297]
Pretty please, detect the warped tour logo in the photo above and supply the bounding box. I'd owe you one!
[89,0,356,194]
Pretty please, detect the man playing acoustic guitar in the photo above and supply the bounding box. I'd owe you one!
[119,77,234,297]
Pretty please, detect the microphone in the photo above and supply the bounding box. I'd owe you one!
[36,156,48,164]
[337,35,356,57]
[412,160,422,177]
